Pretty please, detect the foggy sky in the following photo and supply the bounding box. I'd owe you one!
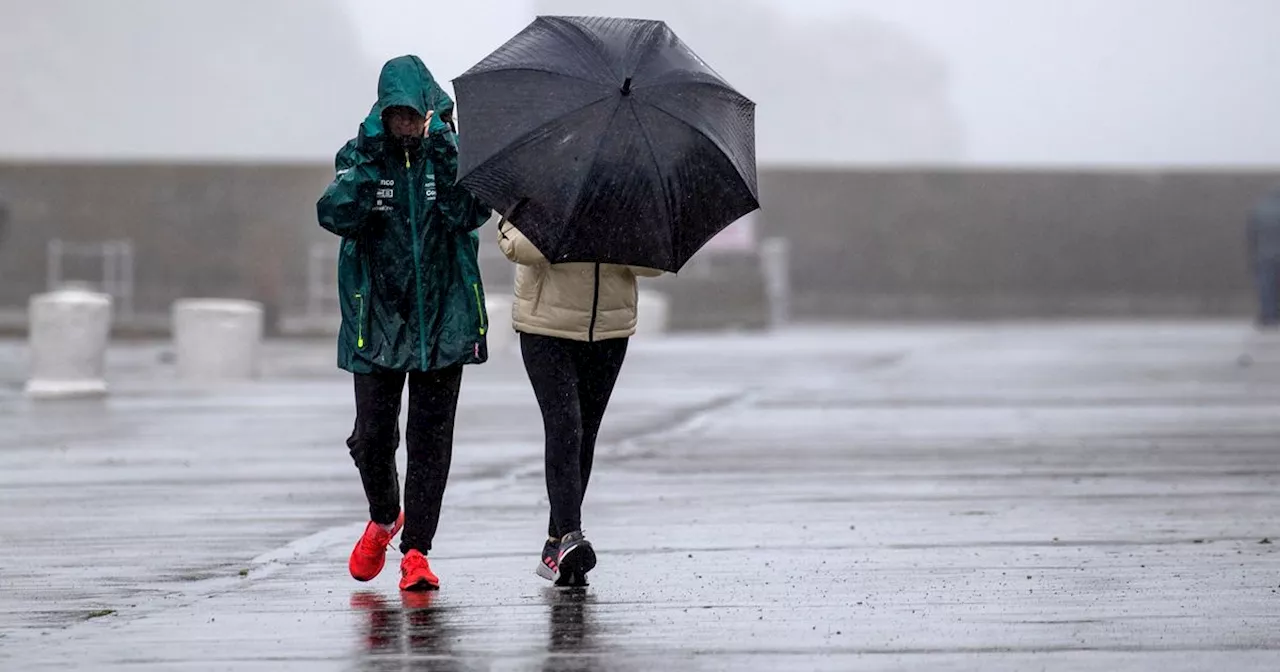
[2,0,1278,166]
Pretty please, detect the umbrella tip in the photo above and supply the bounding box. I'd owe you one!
[621,78,632,96]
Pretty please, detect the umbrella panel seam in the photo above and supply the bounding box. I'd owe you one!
[634,96,757,197]
[555,98,629,261]
[626,98,677,266]
[457,94,614,186]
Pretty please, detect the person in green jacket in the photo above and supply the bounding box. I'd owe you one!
[317,55,491,592]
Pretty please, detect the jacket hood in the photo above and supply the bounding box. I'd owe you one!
[360,55,455,139]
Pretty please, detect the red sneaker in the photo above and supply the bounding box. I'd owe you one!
[348,512,404,582]
[399,550,440,592]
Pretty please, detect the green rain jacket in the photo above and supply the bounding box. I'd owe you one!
[317,56,492,373]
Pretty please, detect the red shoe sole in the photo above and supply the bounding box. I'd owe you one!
[349,557,385,582]
[399,578,440,592]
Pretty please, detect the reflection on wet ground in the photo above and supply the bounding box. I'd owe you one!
[5,327,1280,670]
[352,591,462,671]
[542,588,599,671]
[350,587,603,671]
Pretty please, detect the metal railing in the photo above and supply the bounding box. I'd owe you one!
[306,242,339,321]
[46,239,135,319]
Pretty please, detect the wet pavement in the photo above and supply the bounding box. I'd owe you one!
[1,324,1278,670]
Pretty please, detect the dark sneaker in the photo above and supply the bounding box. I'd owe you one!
[537,538,560,582]
[555,530,596,587]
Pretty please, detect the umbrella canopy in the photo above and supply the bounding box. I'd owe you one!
[454,16,758,272]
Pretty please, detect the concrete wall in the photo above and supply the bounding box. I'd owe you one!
[1,163,1276,333]
[757,169,1278,319]
[0,164,333,332]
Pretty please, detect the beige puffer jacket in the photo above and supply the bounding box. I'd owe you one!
[498,220,662,342]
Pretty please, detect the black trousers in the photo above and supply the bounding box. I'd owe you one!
[520,333,629,539]
[348,366,463,554]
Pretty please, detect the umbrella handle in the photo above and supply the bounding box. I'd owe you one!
[498,198,530,227]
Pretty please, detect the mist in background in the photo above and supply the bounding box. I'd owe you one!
[1,0,1278,166]
[0,0,368,161]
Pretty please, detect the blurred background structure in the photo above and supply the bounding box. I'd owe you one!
[2,0,1279,333]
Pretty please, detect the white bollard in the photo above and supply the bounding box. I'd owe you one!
[635,290,671,338]
[485,296,515,355]
[760,237,792,329]
[173,299,264,382]
[25,289,112,399]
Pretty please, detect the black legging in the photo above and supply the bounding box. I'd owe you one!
[347,366,462,554]
[520,333,629,538]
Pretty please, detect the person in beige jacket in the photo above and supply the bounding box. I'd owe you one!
[499,218,661,586]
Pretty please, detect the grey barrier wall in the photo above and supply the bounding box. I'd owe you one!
[0,164,329,333]
[1,163,1276,333]
[757,169,1278,319]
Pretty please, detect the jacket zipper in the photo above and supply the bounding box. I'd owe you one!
[587,262,601,343]
[406,148,429,364]
[472,283,487,336]
[355,292,366,349]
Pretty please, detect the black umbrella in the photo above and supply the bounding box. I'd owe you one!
[453,16,758,272]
